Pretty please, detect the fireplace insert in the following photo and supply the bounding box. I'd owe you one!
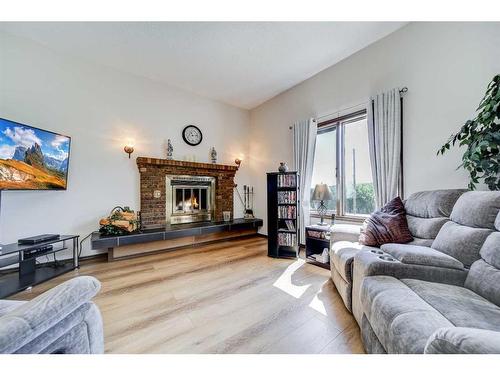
[166,175,215,224]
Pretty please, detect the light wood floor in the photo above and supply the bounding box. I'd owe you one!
[10,236,364,354]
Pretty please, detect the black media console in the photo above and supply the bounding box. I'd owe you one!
[0,235,79,299]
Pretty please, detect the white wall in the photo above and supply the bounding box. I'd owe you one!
[0,31,251,255]
[249,22,500,234]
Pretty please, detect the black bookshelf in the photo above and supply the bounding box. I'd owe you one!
[267,171,300,258]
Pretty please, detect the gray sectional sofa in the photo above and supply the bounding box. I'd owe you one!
[0,276,104,354]
[330,189,466,315]
[330,189,500,354]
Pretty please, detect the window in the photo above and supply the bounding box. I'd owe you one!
[311,127,337,212]
[344,116,375,215]
[310,110,375,219]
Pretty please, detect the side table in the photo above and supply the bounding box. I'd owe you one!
[304,224,333,269]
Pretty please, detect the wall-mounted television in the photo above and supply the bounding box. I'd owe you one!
[0,118,71,190]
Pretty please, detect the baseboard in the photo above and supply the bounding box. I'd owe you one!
[79,253,108,263]
[108,232,262,262]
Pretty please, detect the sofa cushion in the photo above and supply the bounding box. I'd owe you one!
[465,260,500,307]
[361,276,500,353]
[463,233,500,307]
[406,216,449,240]
[380,243,464,270]
[402,279,500,331]
[450,191,500,229]
[360,276,452,353]
[404,189,465,218]
[0,300,26,317]
[479,232,500,269]
[432,221,492,267]
[359,197,413,247]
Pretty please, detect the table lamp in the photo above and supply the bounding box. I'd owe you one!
[312,183,334,226]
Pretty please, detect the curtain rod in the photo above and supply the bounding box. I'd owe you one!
[289,87,408,129]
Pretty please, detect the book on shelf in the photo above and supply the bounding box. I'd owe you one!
[278,232,297,246]
[307,230,327,239]
[278,205,296,219]
[285,220,295,231]
[277,174,297,188]
[277,190,297,204]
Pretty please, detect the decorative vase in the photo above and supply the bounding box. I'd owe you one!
[166,139,173,160]
[210,147,217,164]
[278,162,288,173]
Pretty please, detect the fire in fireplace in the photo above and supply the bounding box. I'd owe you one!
[166,175,215,224]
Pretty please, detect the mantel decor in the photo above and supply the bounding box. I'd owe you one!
[210,146,217,163]
[166,139,173,160]
[438,74,500,190]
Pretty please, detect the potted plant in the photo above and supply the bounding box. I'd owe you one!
[438,74,500,190]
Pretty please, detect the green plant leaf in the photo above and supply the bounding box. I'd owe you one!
[438,74,500,191]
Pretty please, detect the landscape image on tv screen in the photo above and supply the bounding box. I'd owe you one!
[0,118,71,190]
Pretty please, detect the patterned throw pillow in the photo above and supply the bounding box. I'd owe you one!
[359,196,413,247]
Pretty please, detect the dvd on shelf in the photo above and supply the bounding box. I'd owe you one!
[277,191,297,204]
[278,232,297,246]
[284,220,295,231]
[277,174,297,188]
[278,205,296,219]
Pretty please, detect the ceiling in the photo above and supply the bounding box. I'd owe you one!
[0,22,407,109]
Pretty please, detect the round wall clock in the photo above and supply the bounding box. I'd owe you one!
[182,125,203,146]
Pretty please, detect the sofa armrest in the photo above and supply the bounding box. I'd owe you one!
[0,276,101,353]
[354,249,468,286]
[425,327,500,354]
[330,242,376,283]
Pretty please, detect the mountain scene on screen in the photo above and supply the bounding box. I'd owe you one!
[0,119,70,189]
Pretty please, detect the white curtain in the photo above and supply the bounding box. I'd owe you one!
[367,88,402,208]
[293,118,317,244]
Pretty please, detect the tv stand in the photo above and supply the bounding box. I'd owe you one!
[0,235,79,299]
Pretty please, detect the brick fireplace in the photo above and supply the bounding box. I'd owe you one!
[137,157,238,229]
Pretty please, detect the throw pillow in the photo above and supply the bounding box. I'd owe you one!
[359,196,413,247]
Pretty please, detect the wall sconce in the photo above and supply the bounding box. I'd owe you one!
[124,142,135,159]
[235,158,242,168]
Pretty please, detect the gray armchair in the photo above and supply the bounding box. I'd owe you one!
[0,276,104,354]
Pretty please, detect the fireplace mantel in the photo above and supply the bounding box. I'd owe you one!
[136,157,238,172]
[137,157,238,229]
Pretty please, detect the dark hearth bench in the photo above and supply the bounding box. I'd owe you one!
[91,218,263,261]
